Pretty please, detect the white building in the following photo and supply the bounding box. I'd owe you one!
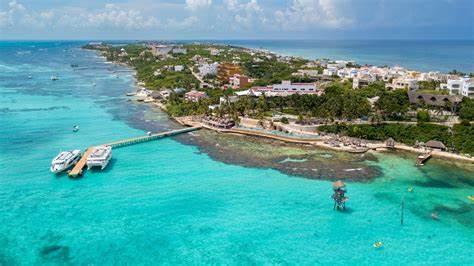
[462,78,474,98]
[323,67,337,76]
[442,77,474,98]
[209,48,221,56]
[445,78,464,95]
[353,74,376,89]
[386,77,419,91]
[337,68,359,79]
[238,81,322,97]
[198,62,219,77]
[150,45,172,57]
[174,65,184,72]
[172,47,187,54]
[292,69,320,77]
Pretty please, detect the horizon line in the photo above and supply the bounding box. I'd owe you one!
[1,38,474,42]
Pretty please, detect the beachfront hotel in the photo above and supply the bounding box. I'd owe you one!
[441,76,474,98]
[237,80,322,97]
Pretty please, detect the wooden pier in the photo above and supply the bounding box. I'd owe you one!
[68,147,94,178]
[105,126,201,148]
[416,152,432,166]
[67,126,201,178]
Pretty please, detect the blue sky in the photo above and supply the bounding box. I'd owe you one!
[1,0,473,40]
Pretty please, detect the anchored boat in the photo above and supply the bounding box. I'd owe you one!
[50,150,82,173]
[86,145,112,170]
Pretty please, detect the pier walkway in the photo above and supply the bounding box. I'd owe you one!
[68,147,94,177]
[68,126,201,177]
[105,126,201,148]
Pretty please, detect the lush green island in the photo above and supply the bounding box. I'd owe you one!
[84,42,474,157]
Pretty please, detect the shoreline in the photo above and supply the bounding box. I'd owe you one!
[90,47,473,167]
[177,117,474,164]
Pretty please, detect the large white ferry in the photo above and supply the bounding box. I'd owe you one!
[86,145,112,170]
[50,150,81,173]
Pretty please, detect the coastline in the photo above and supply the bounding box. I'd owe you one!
[90,46,473,168]
[175,116,474,164]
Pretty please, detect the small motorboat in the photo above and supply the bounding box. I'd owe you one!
[72,125,80,132]
[28,75,32,79]
[51,75,59,81]
[407,187,414,192]
[126,92,136,96]
[373,241,383,249]
[147,131,152,136]
[431,212,439,220]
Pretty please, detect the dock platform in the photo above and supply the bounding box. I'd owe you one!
[68,147,94,178]
[67,126,201,178]
[416,152,432,166]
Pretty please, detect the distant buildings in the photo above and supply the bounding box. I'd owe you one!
[149,45,172,57]
[198,62,219,77]
[323,67,337,77]
[386,77,419,91]
[238,81,322,97]
[149,45,187,57]
[217,63,241,83]
[174,65,184,72]
[209,48,221,56]
[172,47,187,54]
[118,48,128,57]
[353,74,376,89]
[185,90,208,102]
[441,77,474,98]
[292,69,320,78]
[228,74,252,89]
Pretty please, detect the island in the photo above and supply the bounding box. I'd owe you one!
[83,41,474,164]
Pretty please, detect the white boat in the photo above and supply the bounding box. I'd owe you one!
[86,145,112,170]
[51,75,58,81]
[50,150,81,173]
[72,125,80,132]
[126,92,136,96]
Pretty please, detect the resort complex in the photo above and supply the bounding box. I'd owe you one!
[83,42,474,163]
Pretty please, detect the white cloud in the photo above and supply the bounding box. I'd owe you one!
[0,1,161,30]
[221,0,263,28]
[78,4,160,30]
[166,16,199,30]
[8,0,25,12]
[186,0,212,10]
[274,0,353,30]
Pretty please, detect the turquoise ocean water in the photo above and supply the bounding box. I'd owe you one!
[217,40,474,73]
[0,41,473,265]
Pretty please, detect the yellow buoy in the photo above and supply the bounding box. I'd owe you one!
[468,195,474,201]
[373,241,383,249]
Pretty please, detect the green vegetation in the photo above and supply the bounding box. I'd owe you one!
[375,89,410,120]
[319,123,474,154]
[459,98,474,121]
[418,80,441,91]
[84,42,474,155]
[225,83,372,120]
[416,110,430,122]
